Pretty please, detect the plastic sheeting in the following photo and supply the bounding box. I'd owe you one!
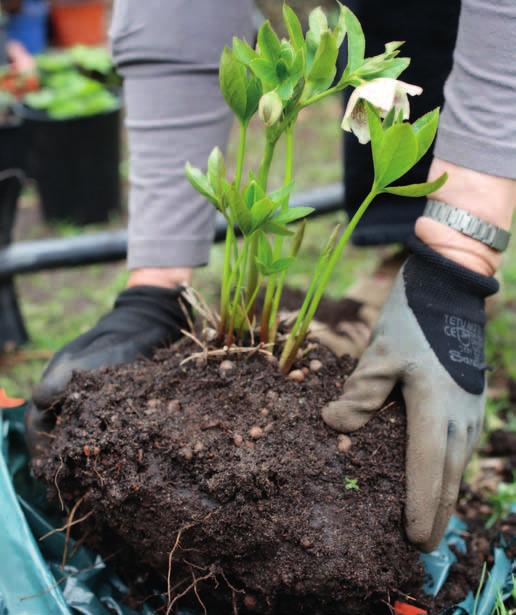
[0,404,514,615]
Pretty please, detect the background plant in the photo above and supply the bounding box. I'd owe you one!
[188,3,447,372]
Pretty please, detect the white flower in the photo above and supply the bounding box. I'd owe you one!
[341,78,423,144]
[258,91,283,127]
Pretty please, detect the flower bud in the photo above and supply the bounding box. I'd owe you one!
[258,91,283,127]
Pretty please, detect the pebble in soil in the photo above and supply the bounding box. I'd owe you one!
[33,339,423,614]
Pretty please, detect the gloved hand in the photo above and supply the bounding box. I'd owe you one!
[322,238,498,552]
[26,285,190,454]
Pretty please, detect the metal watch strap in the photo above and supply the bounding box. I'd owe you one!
[423,200,511,252]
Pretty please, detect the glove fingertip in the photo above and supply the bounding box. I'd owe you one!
[321,401,371,433]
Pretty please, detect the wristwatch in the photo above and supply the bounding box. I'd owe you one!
[423,200,511,252]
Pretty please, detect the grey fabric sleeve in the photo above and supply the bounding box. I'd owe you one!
[109,0,254,269]
[435,0,516,179]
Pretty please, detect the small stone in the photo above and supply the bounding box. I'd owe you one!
[302,367,309,376]
[288,369,305,382]
[260,407,269,417]
[243,595,257,609]
[71,391,81,401]
[337,434,352,453]
[167,399,181,412]
[203,327,217,342]
[194,440,204,453]
[309,359,323,372]
[264,423,274,433]
[249,426,264,440]
[147,398,160,409]
[219,359,235,373]
[266,390,279,402]
[233,434,243,447]
[179,447,193,460]
[300,536,313,549]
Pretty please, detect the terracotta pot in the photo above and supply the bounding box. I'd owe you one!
[50,0,105,47]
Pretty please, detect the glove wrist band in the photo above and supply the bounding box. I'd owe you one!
[407,237,499,297]
[423,199,511,252]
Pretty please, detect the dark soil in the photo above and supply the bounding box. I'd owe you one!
[33,340,423,614]
[276,285,363,329]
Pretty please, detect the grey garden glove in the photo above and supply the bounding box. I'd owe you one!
[26,285,190,455]
[322,238,499,552]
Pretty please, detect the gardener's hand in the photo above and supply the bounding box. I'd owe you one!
[26,284,191,454]
[322,238,498,552]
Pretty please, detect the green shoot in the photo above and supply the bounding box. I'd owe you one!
[486,474,516,528]
[344,477,360,491]
[185,3,446,368]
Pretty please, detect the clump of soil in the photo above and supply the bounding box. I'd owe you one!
[33,341,423,614]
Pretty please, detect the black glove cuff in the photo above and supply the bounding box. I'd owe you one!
[404,237,496,395]
[407,236,499,297]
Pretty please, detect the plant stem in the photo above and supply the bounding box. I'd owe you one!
[218,223,235,338]
[224,237,248,344]
[219,122,247,339]
[258,138,276,190]
[235,122,247,190]
[247,138,277,320]
[260,127,295,343]
[279,187,378,373]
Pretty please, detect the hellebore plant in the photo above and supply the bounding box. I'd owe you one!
[185,3,447,374]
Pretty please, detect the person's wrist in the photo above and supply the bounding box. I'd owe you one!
[415,217,501,276]
[127,267,193,290]
[415,159,515,277]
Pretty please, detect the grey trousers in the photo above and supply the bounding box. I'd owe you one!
[109,0,516,270]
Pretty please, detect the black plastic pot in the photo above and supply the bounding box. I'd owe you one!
[17,101,122,225]
[0,117,29,349]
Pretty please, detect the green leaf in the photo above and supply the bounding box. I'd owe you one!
[251,196,276,228]
[268,257,295,274]
[308,7,328,46]
[250,58,278,87]
[283,5,305,50]
[333,2,348,48]
[306,31,338,94]
[219,47,247,121]
[382,106,397,130]
[185,162,217,205]
[257,231,273,266]
[207,147,225,196]
[385,41,405,55]
[257,20,282,62]
[263,220,294,236]
[343,6,365,74]
[412,108,440,162]
[269,181,295,205]
[232,37,258,66]
[359,57,410,80]
[245,76,262,120]
[375,124,418,187]
[274,206,314,225]
[384,172,448,197]
[366,103,384,174]
[234,192,253,235]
